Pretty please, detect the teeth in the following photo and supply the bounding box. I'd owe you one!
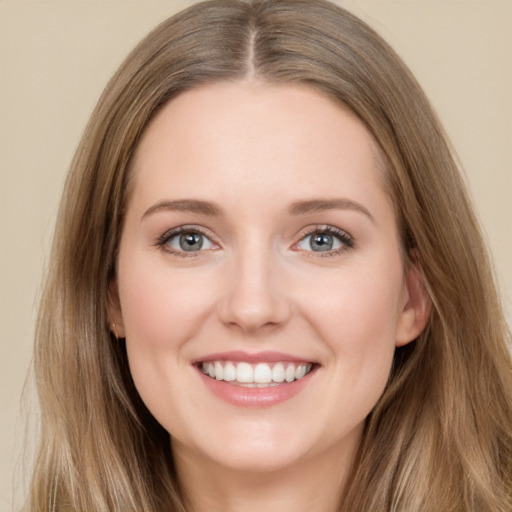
[223,362,236,381]
[214,361,223,380]
[254,363,272,383]
[200,361,313,386]
[295,364,307,379]
[237,362,253,383]
[285,364,295,383]
[272,363,285,382]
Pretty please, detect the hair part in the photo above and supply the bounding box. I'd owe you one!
[29,1,512,511]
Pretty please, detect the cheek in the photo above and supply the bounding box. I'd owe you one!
[117,255,216,352]
[299,259,404,397]
[116,254,216,427]
[304,264,403,345]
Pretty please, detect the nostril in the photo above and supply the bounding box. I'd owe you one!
[217,295,291,332]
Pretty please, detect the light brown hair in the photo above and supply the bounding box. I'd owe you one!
[29,1,512,510]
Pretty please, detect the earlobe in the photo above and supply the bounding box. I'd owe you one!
[396,260,432,347]
[108,278,126,338]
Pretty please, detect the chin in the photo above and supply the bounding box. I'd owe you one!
[172,417,314,474]
[204,442,308,474]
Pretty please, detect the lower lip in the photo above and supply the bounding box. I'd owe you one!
[196,367,316,408]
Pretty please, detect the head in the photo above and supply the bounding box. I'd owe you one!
[34,0,511,510]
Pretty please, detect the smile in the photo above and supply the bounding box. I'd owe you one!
[200,361,314,387]
[194,352,319,407]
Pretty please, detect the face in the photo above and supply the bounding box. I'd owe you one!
[110,81,429,476]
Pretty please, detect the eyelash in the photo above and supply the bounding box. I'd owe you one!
[155,226,217,258]
[294,225,355,257]
[155,224,355,258]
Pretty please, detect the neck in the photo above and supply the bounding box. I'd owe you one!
[172,432,361,512]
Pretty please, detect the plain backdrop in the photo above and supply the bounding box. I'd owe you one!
[1,1,511,510]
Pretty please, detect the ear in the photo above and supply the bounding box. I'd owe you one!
[396,256,432,347]
[108,278,126,339]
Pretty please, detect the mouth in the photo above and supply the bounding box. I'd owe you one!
[193,352,319,407]
[198,361,315,388]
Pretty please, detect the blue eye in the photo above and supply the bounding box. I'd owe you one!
[296,227,353,253]
[163,229,215,253]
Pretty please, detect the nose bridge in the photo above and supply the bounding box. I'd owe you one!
[218,233,290,331]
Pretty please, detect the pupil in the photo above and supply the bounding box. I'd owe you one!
[311,233,333,251]
[180,232,203,251]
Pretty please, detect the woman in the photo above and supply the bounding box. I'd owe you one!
[28,0,512,511]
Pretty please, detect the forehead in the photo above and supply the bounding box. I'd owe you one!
[128,80,389,213]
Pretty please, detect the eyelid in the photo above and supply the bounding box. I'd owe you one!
[155,225,220,256]
[154,224,354,257]
[292,225,355,255]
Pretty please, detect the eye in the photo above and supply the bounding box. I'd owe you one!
[159,227,216,255]
[295,226,354,254]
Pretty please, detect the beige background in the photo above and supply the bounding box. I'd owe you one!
[1,1,510,510]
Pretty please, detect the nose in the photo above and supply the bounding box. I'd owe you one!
[217,249,292,333]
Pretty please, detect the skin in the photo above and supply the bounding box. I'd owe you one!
[110,81,430,512]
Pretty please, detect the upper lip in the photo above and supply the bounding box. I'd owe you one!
[192,350,317,365]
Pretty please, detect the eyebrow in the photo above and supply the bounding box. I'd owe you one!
[288,198,375,223]
[141,199,223,220]
[141,197,374,222]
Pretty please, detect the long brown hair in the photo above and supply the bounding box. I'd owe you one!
[29,1,512,510]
